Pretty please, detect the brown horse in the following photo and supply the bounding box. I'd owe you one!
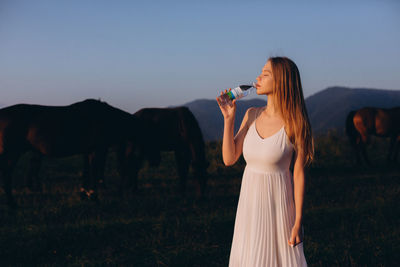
[346,107,400,166]
[121,107,209,197]
[0,99,139,208]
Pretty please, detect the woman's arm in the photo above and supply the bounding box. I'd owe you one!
[222,107,253,166]
[216,92,254,166]
[288,146,306,246]
[293,147,305,227]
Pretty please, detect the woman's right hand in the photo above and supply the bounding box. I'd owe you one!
[216,89,237,121]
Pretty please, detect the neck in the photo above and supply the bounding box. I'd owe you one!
[263,94,279,117]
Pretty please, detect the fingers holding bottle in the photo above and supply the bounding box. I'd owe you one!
[216,89,229,108]
[216,88,236,120]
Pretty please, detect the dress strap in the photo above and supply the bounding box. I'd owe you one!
[251,107,259,126]
[249,107,260,130]
[252,107,265,129]
[255,107,263,121]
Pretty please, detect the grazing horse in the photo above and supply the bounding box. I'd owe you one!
[0,99,138,208]
[121,107,209,197]
[346,107,400,166]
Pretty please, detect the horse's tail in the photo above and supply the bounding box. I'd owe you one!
[178,107,209,170]
[345,110,359,146]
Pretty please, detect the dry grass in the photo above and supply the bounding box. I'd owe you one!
[0,132,399,266]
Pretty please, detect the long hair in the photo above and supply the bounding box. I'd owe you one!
[269,57,314,166]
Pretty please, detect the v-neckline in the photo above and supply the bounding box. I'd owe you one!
[254,107,285,140]
[254,121,284,140]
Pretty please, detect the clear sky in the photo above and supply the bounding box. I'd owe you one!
[1,0,399,113]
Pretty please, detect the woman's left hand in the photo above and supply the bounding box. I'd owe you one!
[288,224,303,247]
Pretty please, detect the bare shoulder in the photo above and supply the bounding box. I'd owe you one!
[246,107,256,116]
[242,107,258,128]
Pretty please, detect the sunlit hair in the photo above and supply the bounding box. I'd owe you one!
[269,57,314,166]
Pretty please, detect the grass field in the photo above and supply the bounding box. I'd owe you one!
[0,131,399,266]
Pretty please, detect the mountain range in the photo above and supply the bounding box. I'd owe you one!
[180,87,400,141]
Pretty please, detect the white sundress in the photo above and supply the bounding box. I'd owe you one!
[229,107,308,267]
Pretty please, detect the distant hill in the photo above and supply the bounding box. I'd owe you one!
[181,87,400,141]
[306,87,400,134]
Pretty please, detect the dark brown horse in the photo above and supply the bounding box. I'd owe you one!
[346,107,400,166]
[121,107,209,197]
[0,99,139,208]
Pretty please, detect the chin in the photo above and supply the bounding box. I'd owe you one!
[256,90,266,95]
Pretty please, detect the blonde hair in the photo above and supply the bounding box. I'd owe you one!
[269,57,314,166]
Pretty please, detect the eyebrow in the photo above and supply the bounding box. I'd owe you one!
[262,69,272,74]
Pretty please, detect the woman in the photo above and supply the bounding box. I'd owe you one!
[216,57,314,266]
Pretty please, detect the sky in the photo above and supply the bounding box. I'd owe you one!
[0,0,399,113]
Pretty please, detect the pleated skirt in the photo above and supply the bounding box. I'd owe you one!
[228,166,308,267]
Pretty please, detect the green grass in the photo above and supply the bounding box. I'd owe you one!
[0,132,399,266]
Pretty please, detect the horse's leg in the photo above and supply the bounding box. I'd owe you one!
[26,152,43,192]
[189,144,208,198]
[128,156,142,193]
[123,158,142,195]
[360,141,371,166]
[393,136,400,163]
[116,143,141,196]
[355,144,363,165]
[358,133,372,166]
[193,161,207,198]
[175,148,190,196]
[116,144,127,194]
[347,127,362,165]
[0,154,19,208]
[80,154,90,200]
[181,133,208,198]
[96,148,108,190]
[352,135,363,165]
[84,151,98,201]
[88,148,108,201]
[82,154,89,188]
[81,150,103,201]
[387,136,396,164]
